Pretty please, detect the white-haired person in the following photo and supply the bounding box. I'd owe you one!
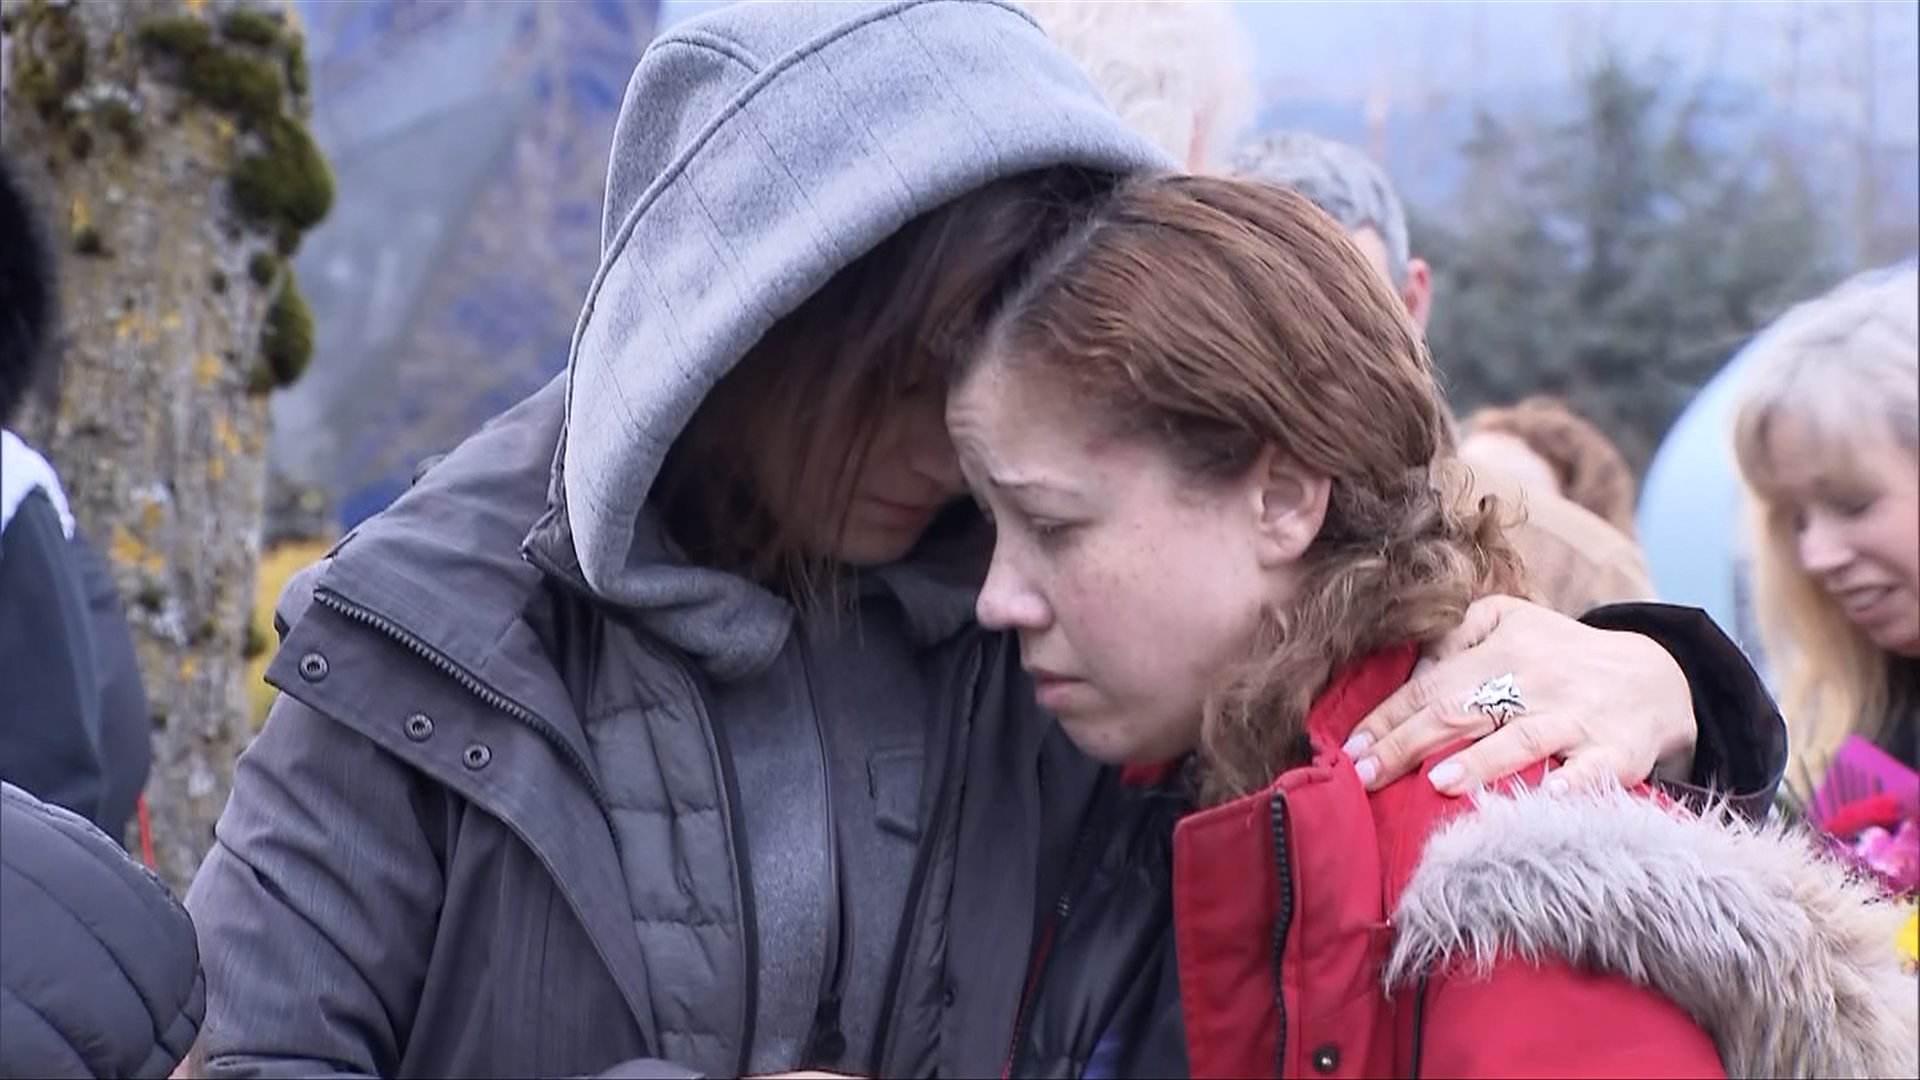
[1733,266,1919,799]
[1231,130,1660,624]
[1020,0,1254,170]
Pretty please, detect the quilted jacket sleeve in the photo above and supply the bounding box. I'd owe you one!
[0,781,204,1079]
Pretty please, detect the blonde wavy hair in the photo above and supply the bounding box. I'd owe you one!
[1021,0,1256,169]
[1731,266,1919,796]
[968,175,1525,804]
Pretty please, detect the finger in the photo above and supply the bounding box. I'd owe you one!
[1353,691,1492,791]
[1425,712,1575,796]
[1418,593,1516,665]
[1345,659,1474,768]
[1537,752,1620,797]
[1365,595,1527,756]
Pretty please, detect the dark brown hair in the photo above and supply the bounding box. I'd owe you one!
[971,174,1525,804]
[1464,395,1639,537]
[1,155,55,426]
[654,166,1114,608]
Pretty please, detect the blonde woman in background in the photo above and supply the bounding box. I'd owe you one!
[1734,266,1919,797]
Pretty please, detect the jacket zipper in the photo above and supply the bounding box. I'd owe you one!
[681,660,761,1080]
[1001,779,1115,1079]
[795,631,849,1066]
[1270,792,1295,1078]
[1407,968,1432,1080]
[871,639,983,1075]
[488,547,763,1076]
[311,586,613,813]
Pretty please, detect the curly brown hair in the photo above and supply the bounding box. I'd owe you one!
[1464,396,1639,538]
[971,174,1526,804]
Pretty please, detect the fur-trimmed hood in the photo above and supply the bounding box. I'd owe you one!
[1388,783,1918,1079]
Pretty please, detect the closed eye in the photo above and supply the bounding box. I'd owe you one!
[1029,518,1076,547]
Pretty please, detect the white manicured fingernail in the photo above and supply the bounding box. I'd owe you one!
[1427,760,1464,792]
[1343,732,1373,757]
[1544,775,1570,796]
[1354,757,1378,787]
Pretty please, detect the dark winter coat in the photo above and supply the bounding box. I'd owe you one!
[0,781,203,1078]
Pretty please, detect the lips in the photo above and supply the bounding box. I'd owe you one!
[1837,584,1897,617]
[1026,667,1085,711]
[863,496,941,526]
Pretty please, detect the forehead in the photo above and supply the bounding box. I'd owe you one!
[948,359,1122,474]
[1755,408,1897,496]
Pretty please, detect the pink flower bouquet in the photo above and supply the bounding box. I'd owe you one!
[1805,736,1920,897]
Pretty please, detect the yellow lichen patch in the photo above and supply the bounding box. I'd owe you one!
[209,455,227,482]
[140,499,164,534]
[185,0,207,13]
[249,536,334,725]
[161,310,184,332]
[113,310,161,345]
[210,114,238,148]
[195,352,223,388]
[179,655,200,681]
[68,195,105,254]
[212,416,243,456]
[109,523,149,570]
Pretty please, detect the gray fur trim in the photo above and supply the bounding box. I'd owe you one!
[1386,783,1918,1078]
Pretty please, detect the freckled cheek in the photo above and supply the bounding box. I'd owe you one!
[1055,554,1173,682]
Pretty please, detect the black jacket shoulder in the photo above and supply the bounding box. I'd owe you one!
[0,489,105,825]
[72,528,153,845]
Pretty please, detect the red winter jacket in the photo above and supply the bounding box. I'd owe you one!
[1006,645,1917,1079]
[1172,644,1719,1078]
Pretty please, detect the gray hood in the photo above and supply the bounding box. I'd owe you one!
[530,0,1171,680]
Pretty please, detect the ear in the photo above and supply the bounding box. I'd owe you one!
[1402,257,1434,337]
[1249,445,1331,568]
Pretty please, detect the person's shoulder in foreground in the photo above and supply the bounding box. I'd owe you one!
[0,781,204,1079]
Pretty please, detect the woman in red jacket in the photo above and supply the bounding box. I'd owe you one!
[947,174,1917,1079]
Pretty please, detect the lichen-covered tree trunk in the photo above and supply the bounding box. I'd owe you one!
[2,0,328,893]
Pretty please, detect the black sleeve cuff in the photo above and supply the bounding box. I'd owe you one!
[1579,602,1787,822]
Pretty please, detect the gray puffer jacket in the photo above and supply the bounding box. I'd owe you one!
[185,2,1169,1077]
[0,781,203,1079]
[191,379,1102,1079]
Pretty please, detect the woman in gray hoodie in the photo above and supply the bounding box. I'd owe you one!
[183,3,1784,1079]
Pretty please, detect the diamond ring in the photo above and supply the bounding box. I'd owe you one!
[1466,673,1526,730]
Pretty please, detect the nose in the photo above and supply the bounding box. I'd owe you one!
[976,546,1051,633]
[1797,512,1854,577]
